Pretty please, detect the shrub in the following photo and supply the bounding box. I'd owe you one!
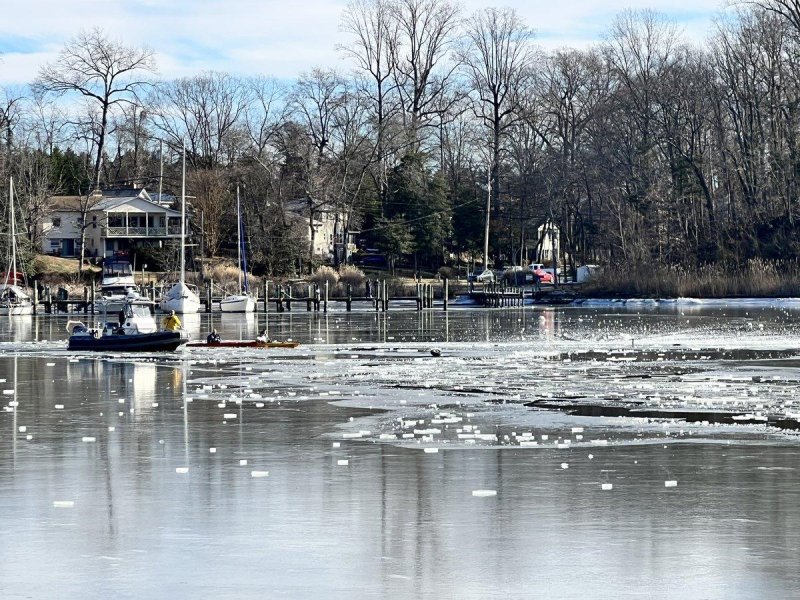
[437,266,456,279]
[338,265,366,287]
[309,265,339,289]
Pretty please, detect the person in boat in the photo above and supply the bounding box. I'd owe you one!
[255,328,270,343]
[207,329,221,344]
[162,310,182,332]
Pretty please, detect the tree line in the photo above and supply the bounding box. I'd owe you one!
[1,0,799,277]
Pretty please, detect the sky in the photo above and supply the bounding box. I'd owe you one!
[0,0,728,86]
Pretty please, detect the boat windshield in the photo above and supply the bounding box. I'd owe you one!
[131,305,151,318]
[104,261,133,277]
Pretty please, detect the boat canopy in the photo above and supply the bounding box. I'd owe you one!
[0,284,31,300]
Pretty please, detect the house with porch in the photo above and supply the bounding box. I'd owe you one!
[284,198,357,263]
[41,188,182,258]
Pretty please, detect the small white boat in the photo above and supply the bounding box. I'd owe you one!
[220,293,255,313]
[161,281,201,313]
[0,284,33,316]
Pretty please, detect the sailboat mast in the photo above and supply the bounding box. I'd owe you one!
[158,140,164,203]
[10,176,17,282]
[180,142,186,285]
[236,185,242,293]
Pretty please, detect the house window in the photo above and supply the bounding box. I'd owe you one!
[92,215,97,229]
[50,240,60,248]
[52,217,62,228]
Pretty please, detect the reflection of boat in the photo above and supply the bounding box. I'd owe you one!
[220,185,255,313]
[160,144,201,314]
[1,178,33,316]
[67,299,188,351]
[186,340,299,348]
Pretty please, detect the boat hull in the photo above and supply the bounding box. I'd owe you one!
[160,296,201,314]
[220,294,255,313]
[0,303,33,316]
[186,340,299,348]
[68,331,188,352]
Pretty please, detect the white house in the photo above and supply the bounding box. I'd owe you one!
[41,188,182,258]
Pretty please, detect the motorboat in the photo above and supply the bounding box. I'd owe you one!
[160,143,201,314]
[67,299,188,352]
[101,258,137,295]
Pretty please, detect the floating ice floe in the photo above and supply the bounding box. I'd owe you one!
[53,501,74,508]
[175,467,189,474]
[81,437,96,443]
[424,448,439,454]
[472,490,497,497]
[601,483,613,490]
[251,471,269,478]
[337,459,349,466]
[665,480,678,488]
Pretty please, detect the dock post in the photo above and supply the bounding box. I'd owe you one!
[416,283,421,311]
[314,284,320,311]
[285,284,292,311]
[83,286,88,315]
[91,279,96,315]
[324,281,328,313]
[206,280,213,313]
[383,280,388,311]
[375,280,380,311]
[443,279,448,312]
[32,284,38,315]
[264,280,269,312]
[307,285,313,311]
[346,284,352,312]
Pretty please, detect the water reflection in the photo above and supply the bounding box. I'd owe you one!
[3,306,800,597]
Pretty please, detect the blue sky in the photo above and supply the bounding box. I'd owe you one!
[0,0,727,86]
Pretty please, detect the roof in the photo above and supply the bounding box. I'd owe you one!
[48,188,180,215]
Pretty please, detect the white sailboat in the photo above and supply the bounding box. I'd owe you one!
[0,177,33,316]
[160,142,200,314]
[220,185,255,313]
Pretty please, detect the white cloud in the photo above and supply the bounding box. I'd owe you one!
[0,0,730,85]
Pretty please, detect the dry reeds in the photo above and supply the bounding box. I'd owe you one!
[584,259,800,298]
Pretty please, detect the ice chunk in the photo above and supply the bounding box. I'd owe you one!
[251,471,269,478]
[601,483,613,490]
[337,459,349,466]
[472,490,497,497]
[224,413,237,419]
[175,467,189,474]
[239,459,248,466]
[571,427,584,433]
[332,442,341,448]
[53,501,74,508]
[81,437,96,443]
[209,447,217,453]
[665,480,678,488]
[46,362,55,367]
[108,427,115,432]
[424,448,439,454]
[560,463,569,469]
[18,426,26,433]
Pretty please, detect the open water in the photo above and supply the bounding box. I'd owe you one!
[2,303,800,599]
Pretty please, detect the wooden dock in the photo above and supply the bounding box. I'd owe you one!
[27,279,575,315]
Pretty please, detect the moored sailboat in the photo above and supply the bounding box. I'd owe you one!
[161,142,200,314]
[220,185,255,313]
[1,177,33,316]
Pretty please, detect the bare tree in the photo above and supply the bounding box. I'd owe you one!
[389,0,461,149]
[340,0,399,212]
[34,28,156,190]
[459,7,535,267]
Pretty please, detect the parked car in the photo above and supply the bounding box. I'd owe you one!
[527,263,554,284]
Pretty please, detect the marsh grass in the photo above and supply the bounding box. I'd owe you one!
[584,259,800,298]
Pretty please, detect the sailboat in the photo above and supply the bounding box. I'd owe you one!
[0,177,33,316]
[160,143,200,314]
[220,185,255,313]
